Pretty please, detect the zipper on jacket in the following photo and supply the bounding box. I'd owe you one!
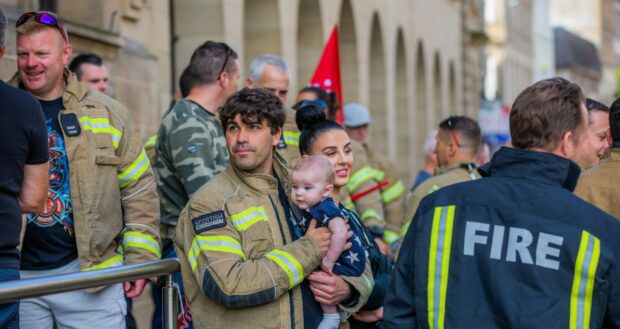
[269,194,296,329]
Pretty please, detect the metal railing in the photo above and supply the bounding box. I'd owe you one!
[0,258,181,329]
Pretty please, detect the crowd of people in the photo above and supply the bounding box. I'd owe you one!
[0,8,619,329]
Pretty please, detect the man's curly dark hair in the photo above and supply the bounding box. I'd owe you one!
[219,88,286,134]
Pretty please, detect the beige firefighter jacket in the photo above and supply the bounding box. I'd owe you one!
[276,108,303,168]
[575,148,620,220]
[364,146,406,245]
[339,141,386,233]
[402,162,480,238]
[10,69,161,271]
[174,153,372,329]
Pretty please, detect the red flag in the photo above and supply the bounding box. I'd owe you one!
[309,26,344,123]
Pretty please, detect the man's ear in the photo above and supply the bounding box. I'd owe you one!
[62,43,73,65]
[245,77,253,88]
[558,130,575,158]
[272,127,283,147]
[0,46,5,60]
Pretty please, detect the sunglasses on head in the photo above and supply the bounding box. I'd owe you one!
[16,11,68,43]
[447,118,461,148]
[216,44,233,81]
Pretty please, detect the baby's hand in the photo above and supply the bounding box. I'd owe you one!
[321,258,335,274]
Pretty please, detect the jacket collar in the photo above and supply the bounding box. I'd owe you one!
[9,68,90,110]
[478,147,581,191]
[600,147,620,164]
[436,161,477,175]
[228,151,291,194]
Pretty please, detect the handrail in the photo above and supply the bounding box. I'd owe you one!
[0,258,180,303]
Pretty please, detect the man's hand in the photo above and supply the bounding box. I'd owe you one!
[307,271,351,306]
[305,219,331,256]
[374,237,390,256]
[124,279,147,298]
[352,307,383,323]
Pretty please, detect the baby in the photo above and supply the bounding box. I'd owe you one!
[291,156,366,329]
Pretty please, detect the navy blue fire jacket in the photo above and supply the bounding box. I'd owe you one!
[384,147,620,329]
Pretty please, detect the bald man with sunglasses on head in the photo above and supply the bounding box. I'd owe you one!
[9,11,160,328]
[399,116,481,245]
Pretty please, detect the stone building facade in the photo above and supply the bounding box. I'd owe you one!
[0,0,484,184]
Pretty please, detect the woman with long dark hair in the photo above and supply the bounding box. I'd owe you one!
[296,103,392,328]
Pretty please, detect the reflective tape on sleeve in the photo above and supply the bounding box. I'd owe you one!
[348,167,376,192]
[231,207,268,231]
[283,131,300,147]
[361,209,384,222]
[383,229,400,245]
[144,134,157,148]
[264,249,304,289]
[382,180,405,203]
[83,254,124,271]
[188,236,245,271]
[122,232,161,258]
[570,230,601,329]
[118,150,150,188]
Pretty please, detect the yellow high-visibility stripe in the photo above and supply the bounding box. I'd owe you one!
[265,249,304,289]
[427,206,455,329]
[400,220,411,238]
[144,134,157,148]
[361,209,384,222]
[122,232,161,258]
[231,206,268,231]
[348,167,375,192]
[382,180,405,203]
[83,254,124,271]
[383,229,399,245]
[79,116,122,149]
[118,150,150,188]
[570,231,601,329]
[369,168,385,182]
[342,196,355,211]
[283,131,300,147]
[188,236,245,271]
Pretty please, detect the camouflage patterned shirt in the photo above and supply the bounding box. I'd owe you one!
[155,99,228,226]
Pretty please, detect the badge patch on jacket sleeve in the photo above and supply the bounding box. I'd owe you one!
[192,211,226,234]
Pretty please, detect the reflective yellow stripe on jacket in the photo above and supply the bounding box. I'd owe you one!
[383,230,400,245]
[122,232,161,258]
[401,184,441,238]
[361,209,384,223]
[342,196,355,211]
[348,167,375,192]
[265,249,304,289]
[188,236,245,271]
[570,230,601,329]
[144,134,157,148]
[79,116,122,149]
[231,207,268,231]
[382,180,405,203]
[83,254,124,271]
[283,131,300,147]
[118,150,150,188]
[427,206,456,329]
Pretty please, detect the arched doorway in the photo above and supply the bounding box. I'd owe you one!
[449,61,457,115]
[395,29,410,179]
[172,0,224,93]
[296,0,323,93]
[415,42,428,170]
[369,13,386,152]
[339,0,358,104]
[244,0,281,74]
[433,52,444,119]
